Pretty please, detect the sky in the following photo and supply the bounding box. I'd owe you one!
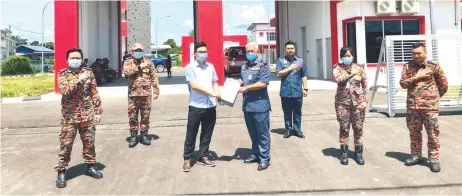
[0,0,275,46]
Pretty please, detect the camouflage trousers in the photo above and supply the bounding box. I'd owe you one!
[128,96,152,133]
[55,121,96,171]
[335,103,365,146]
[406,109,440,160]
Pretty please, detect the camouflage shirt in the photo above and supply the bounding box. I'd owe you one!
[400,60,448,110]
[122,57,158,97]
[333,63,369,106]
[58,67,103,125]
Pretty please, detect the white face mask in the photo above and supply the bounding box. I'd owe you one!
[68,59,82,68]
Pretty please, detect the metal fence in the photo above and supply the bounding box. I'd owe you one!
[369,34,462,117]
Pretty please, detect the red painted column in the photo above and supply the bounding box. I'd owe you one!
[196,0,224,85]
[54,0,79,93]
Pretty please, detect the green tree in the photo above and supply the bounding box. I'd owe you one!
[43,42,54,50]
[189,30,194,36]
[11,35,27,46]
[1,56,34,76]
[30,41,40,46]
[163,39,181,55]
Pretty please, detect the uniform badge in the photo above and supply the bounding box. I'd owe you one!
[248,74,252,80]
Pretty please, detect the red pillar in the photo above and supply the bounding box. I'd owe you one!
[196,0,224,85]
[54,1,79,93]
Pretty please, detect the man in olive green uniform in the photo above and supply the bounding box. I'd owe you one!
[55,48,103,188]
[123,43,160,148]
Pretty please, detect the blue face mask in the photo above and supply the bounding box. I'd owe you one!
[341,57,353,65]
[246,53,257,61]
[133,52,144,60]
[68,59,82,68]
[197,53,207,62]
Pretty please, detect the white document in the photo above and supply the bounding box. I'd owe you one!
[219,78,241,107]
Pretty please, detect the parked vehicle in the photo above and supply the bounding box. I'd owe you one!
[224,46,246,77]
[144,54,167,73]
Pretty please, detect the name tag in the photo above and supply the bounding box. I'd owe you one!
[250,67,260,71]
[248,74,252,80]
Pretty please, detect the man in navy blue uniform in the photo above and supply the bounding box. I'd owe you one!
[238,42,271,171]
[276,41,308,139]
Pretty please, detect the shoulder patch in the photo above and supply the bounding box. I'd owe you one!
[82,67,92,71]
[427,60,438,65]
[59,68,68,74]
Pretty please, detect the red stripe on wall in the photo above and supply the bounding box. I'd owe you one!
[117,1,122,77]
[329,1,342,81]
[54,0,79,93]
[196,0,225,85]
[275,0,280,58]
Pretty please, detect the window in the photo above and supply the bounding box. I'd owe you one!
[365,19,421,63]
[345,21,357,62]
[267,32,276,41]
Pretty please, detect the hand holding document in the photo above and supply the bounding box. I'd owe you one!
[219,78,241,107]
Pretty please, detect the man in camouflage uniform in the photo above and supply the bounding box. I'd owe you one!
[400,42,448,173]
[55,48,103,188]
[123,43,160,148]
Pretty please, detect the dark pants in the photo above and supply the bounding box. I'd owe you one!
[166,67,172,76]
[183,106,216,160]
[244,111,271,163]
[281,97,303,132]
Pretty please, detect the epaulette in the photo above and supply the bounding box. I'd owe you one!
[82,67,92,71]
[427,60,437,65]
[59,68,68,74]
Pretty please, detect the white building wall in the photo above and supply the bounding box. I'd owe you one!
[287,1,331,79]
[284,0,461,83]
[254,30,276,45]
[79,1,119,70]
[337,0,460,87]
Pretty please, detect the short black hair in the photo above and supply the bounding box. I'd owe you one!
[195,41,207,52]
[412,42,426,49]
[66,48,83,59]
[339,46,354,58]
[285,41,295,48]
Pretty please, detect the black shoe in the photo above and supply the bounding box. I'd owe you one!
[244,155,259,164]
[55,169,67,188]
[405,155,422,166]
[128,132,138,148]
[139,131,151,146]
[430,160,441,173]
[354,145,365,165]
[340,144,349,165]
[283,130,292,138]
[86,164,103,179]
[257,162,270,171]
[295,131,305,138]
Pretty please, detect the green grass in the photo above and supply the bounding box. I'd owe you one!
[1,76,54,98]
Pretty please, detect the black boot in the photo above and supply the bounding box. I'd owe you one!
[354,145,365,165]
[128,132,138,148]
[55,169,67,188]
[86,164,103,179]
[430,160,441,173]
[405,155,422,166]
[139,131,151,146]
[340,144,349,165]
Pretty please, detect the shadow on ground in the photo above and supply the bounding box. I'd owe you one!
[66,162,106,181]
[385,151,430,167]
[190,148,252,162]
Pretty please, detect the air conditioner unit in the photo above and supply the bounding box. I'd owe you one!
[400,0,420,14]
[376,0,397,15]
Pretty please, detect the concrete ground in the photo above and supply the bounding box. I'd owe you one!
[1,68,462,195]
